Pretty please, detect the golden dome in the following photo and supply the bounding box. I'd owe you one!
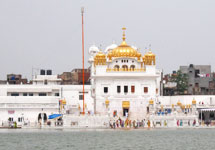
[107,28,141,60]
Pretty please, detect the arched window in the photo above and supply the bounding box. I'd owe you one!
[114,65,120,71]
[130,65,135,71]
[122,65,128,71]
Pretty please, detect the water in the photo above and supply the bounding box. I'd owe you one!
[0,129,214,150]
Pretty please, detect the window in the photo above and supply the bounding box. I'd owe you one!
[55,93,60,96]
[117,86,121,93]
[18,117,22,122]
[8,117,13,122]
[147,107,149,114]
[124,86,128,93]
[23,93,27,96]
[79,95,83,100]
[144,87,148,93]
[44,80,48,85]
[39,93,47,96]
[104,87,108,93]
[79,91,88,94]
[131,86,135,93]
[11,93,19,96]
[195,70,200,78]
[29,93,33,96]
[156,88,158,94]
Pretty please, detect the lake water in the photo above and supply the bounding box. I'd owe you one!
[0,128,214,150]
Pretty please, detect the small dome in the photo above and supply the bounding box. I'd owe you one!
[95,51,106,58]
[94,51,106,66]
[89,45,99,55]
[105,43,118,53]
[137,52,141,57]
[145,51,155,57]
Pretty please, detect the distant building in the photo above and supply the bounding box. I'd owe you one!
[71,68,90,85]
[209,73,215,95]
[58,69,91,85]
[7,74,28,85]
[33,70,62,85]
[0,80,7,85]
[58,72,73,85]
[180,64,213,95]
[163,72,178,96]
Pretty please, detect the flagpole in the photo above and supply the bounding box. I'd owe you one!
[81,7,85,114]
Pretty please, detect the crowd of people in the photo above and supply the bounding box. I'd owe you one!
[109,118,151,129]
[109,117,198,129]
[177,119,196,126]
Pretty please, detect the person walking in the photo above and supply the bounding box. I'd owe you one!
[177,120,179,126]
[147,120,151,128]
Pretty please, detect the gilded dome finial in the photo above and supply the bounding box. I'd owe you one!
[122,27,126,41]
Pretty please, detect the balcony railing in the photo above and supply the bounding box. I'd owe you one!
[106,68,145,72]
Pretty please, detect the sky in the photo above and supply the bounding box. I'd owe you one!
[0,0,215,80]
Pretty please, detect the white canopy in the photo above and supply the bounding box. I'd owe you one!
[201,109,215,112]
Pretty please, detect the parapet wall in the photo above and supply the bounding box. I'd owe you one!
[158,95,215,106]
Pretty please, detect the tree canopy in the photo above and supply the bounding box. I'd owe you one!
[170,70,188,95]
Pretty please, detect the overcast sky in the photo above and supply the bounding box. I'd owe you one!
[0,0,215,80]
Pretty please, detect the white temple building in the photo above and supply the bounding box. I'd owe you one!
[89,28,161,120]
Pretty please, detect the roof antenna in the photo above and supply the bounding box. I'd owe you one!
[149,44,152,52]
[145,47,148,54]
[99,44,103,52]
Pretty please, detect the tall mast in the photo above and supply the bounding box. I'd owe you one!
[81,7,85,114]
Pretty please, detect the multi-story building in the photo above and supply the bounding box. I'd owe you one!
[0,73,93,126]
[180,64,213,95]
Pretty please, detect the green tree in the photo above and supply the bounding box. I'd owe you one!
[170,70,188,94]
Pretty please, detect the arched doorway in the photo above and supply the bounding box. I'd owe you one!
[122,65,128,71]
[114,65,120,71]
[130,65,135,71]
[38,113,47,123]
